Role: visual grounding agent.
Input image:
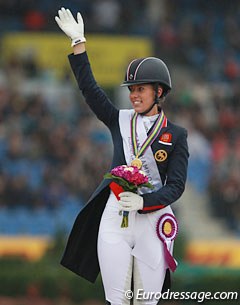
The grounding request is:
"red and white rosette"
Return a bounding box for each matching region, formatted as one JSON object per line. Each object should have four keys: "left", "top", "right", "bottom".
{"left": 156, "top": 213, "right": 178, "bottom": 272}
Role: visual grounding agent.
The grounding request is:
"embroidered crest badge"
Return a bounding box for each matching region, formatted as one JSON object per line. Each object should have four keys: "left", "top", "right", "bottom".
{"left": 155, "top": 150, "right": 168, "bottom": 162}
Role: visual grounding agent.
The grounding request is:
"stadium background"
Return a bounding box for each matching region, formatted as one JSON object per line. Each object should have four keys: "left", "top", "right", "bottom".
{"left": 0, "top": 0, "right": 239, "bottom": 304}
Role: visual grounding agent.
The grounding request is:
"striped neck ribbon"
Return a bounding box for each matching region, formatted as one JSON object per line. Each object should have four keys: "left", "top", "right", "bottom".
{"left": 131, "top": 111, "right": 166, "bottom": 159}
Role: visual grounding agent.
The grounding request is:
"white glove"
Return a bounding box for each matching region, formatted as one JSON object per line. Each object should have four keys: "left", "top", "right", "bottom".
{"left": 55, "top": 7, "right": 86, "bottom": 47}
{"left": 118, "top": 192, "right": 144, "bottom": 212}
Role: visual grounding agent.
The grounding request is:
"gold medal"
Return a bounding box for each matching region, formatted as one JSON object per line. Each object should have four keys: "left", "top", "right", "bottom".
{"left": 131, "top": 158, "right": 142, "bottom": 169}
{"left": 131, "top": 111, "right": 166, "bottom": 170}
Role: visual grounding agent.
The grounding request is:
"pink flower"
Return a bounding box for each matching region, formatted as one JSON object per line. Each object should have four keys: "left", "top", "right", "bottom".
{"left": 104, "top": 165, "right": 154, "bottom": 228}
{"left": 109, "top": 165, "right": 150, "bottom": 187}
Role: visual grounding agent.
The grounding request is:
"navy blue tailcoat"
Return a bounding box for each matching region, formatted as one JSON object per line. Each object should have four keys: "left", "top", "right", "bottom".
{"left": 61, "top": 52, "right": 189, "bottom": 283}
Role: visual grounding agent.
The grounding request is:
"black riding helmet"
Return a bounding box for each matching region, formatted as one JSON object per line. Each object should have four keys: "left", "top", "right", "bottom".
{"left": 121, "top": 57, "right": 172, "bottom": 115}
{"left": 121, "top": 56, "right": 172, "bottom": 95}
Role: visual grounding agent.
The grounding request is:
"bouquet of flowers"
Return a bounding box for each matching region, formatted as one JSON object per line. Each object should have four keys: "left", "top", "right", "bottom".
{"left": 104, "top": 165, "right": 154, "bottom": 227}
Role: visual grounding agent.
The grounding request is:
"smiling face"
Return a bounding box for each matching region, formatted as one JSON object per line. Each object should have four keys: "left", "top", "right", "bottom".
{"left": 129, "top": 84, "right": 163, "bottom": 116}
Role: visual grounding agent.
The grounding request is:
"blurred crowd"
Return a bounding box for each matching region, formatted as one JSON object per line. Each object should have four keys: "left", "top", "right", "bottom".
{"left": 0, "top": 0, "right": 154, "bottom": 34}
{"left": 0, "top": 0, "right": 239, "bottom": 235}
{"left": 0, "top": 58, "right": 112, "bottom": 210}
{"left": 156, "top": 0, "right": 240, "bottom": 81}
{"left": 158, "top": 0, "right": 240, "bottom": 234}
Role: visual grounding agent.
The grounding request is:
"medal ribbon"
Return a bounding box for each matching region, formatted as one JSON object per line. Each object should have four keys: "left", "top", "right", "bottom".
{"left": 131, "top": 111, "right": 165, "bottom": 158}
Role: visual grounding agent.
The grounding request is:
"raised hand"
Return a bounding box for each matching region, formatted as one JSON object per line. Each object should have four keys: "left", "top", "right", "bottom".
{"left": 55, "top": 7, "right": 86, "bottom": 47}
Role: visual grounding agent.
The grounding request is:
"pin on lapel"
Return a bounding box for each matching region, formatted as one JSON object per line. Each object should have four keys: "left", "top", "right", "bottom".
{"left": 159, "top": 133, "right": 172, "bottom": 146}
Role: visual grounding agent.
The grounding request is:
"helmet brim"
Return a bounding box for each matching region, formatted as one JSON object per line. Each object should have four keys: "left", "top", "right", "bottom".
{"left": 121, "top": 80, "right": 162, "bottom": 87}
{"left": 120, "top": 80, "right": 171, "bottom": 92}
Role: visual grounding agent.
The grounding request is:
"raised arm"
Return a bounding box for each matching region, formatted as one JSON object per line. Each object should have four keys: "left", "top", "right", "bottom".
{"left": 55, "top": 8, "right": 118, "bottom": 127}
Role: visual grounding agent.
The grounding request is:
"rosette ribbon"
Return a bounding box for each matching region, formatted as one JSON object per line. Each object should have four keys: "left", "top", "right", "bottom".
{"left": 156, "top": 213, "right": 178, "bottom": 272}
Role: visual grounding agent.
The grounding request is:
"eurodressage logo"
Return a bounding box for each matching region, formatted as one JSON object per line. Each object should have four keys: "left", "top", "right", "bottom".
{"left": 125, "top": 289, "right": 239, "bottom": 303}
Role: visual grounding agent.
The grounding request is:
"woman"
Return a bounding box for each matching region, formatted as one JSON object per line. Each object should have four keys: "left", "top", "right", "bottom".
{"left": 55, "top": 8, "right": 189, "bottom": 305}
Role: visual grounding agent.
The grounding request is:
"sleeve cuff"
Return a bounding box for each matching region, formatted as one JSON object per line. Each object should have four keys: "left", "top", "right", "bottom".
{"left": 68, "top": 51, "right": 89, "bottom": 65}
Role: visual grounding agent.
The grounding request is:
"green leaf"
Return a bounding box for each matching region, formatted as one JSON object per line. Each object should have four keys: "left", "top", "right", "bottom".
{"left": 104, "top": 173, "right": 154, "bottom": 192}
{"left": 140, "top": 182, "right": 154, "bottom": 189}
{"left": 104, "top": 173, "right": 114, "bottom": 179}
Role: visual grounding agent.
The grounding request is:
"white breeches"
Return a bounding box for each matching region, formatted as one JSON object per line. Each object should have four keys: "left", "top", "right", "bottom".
{"left": 97, "top": 192, "right": 174, "bottom": 305}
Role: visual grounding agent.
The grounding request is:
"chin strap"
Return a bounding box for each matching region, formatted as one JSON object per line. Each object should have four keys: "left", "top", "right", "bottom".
{"left": 139, "top": 100, "right": 158, "bottom": 115}
{"left": 139, "top": 83, "right": 160, "bottom": 116}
